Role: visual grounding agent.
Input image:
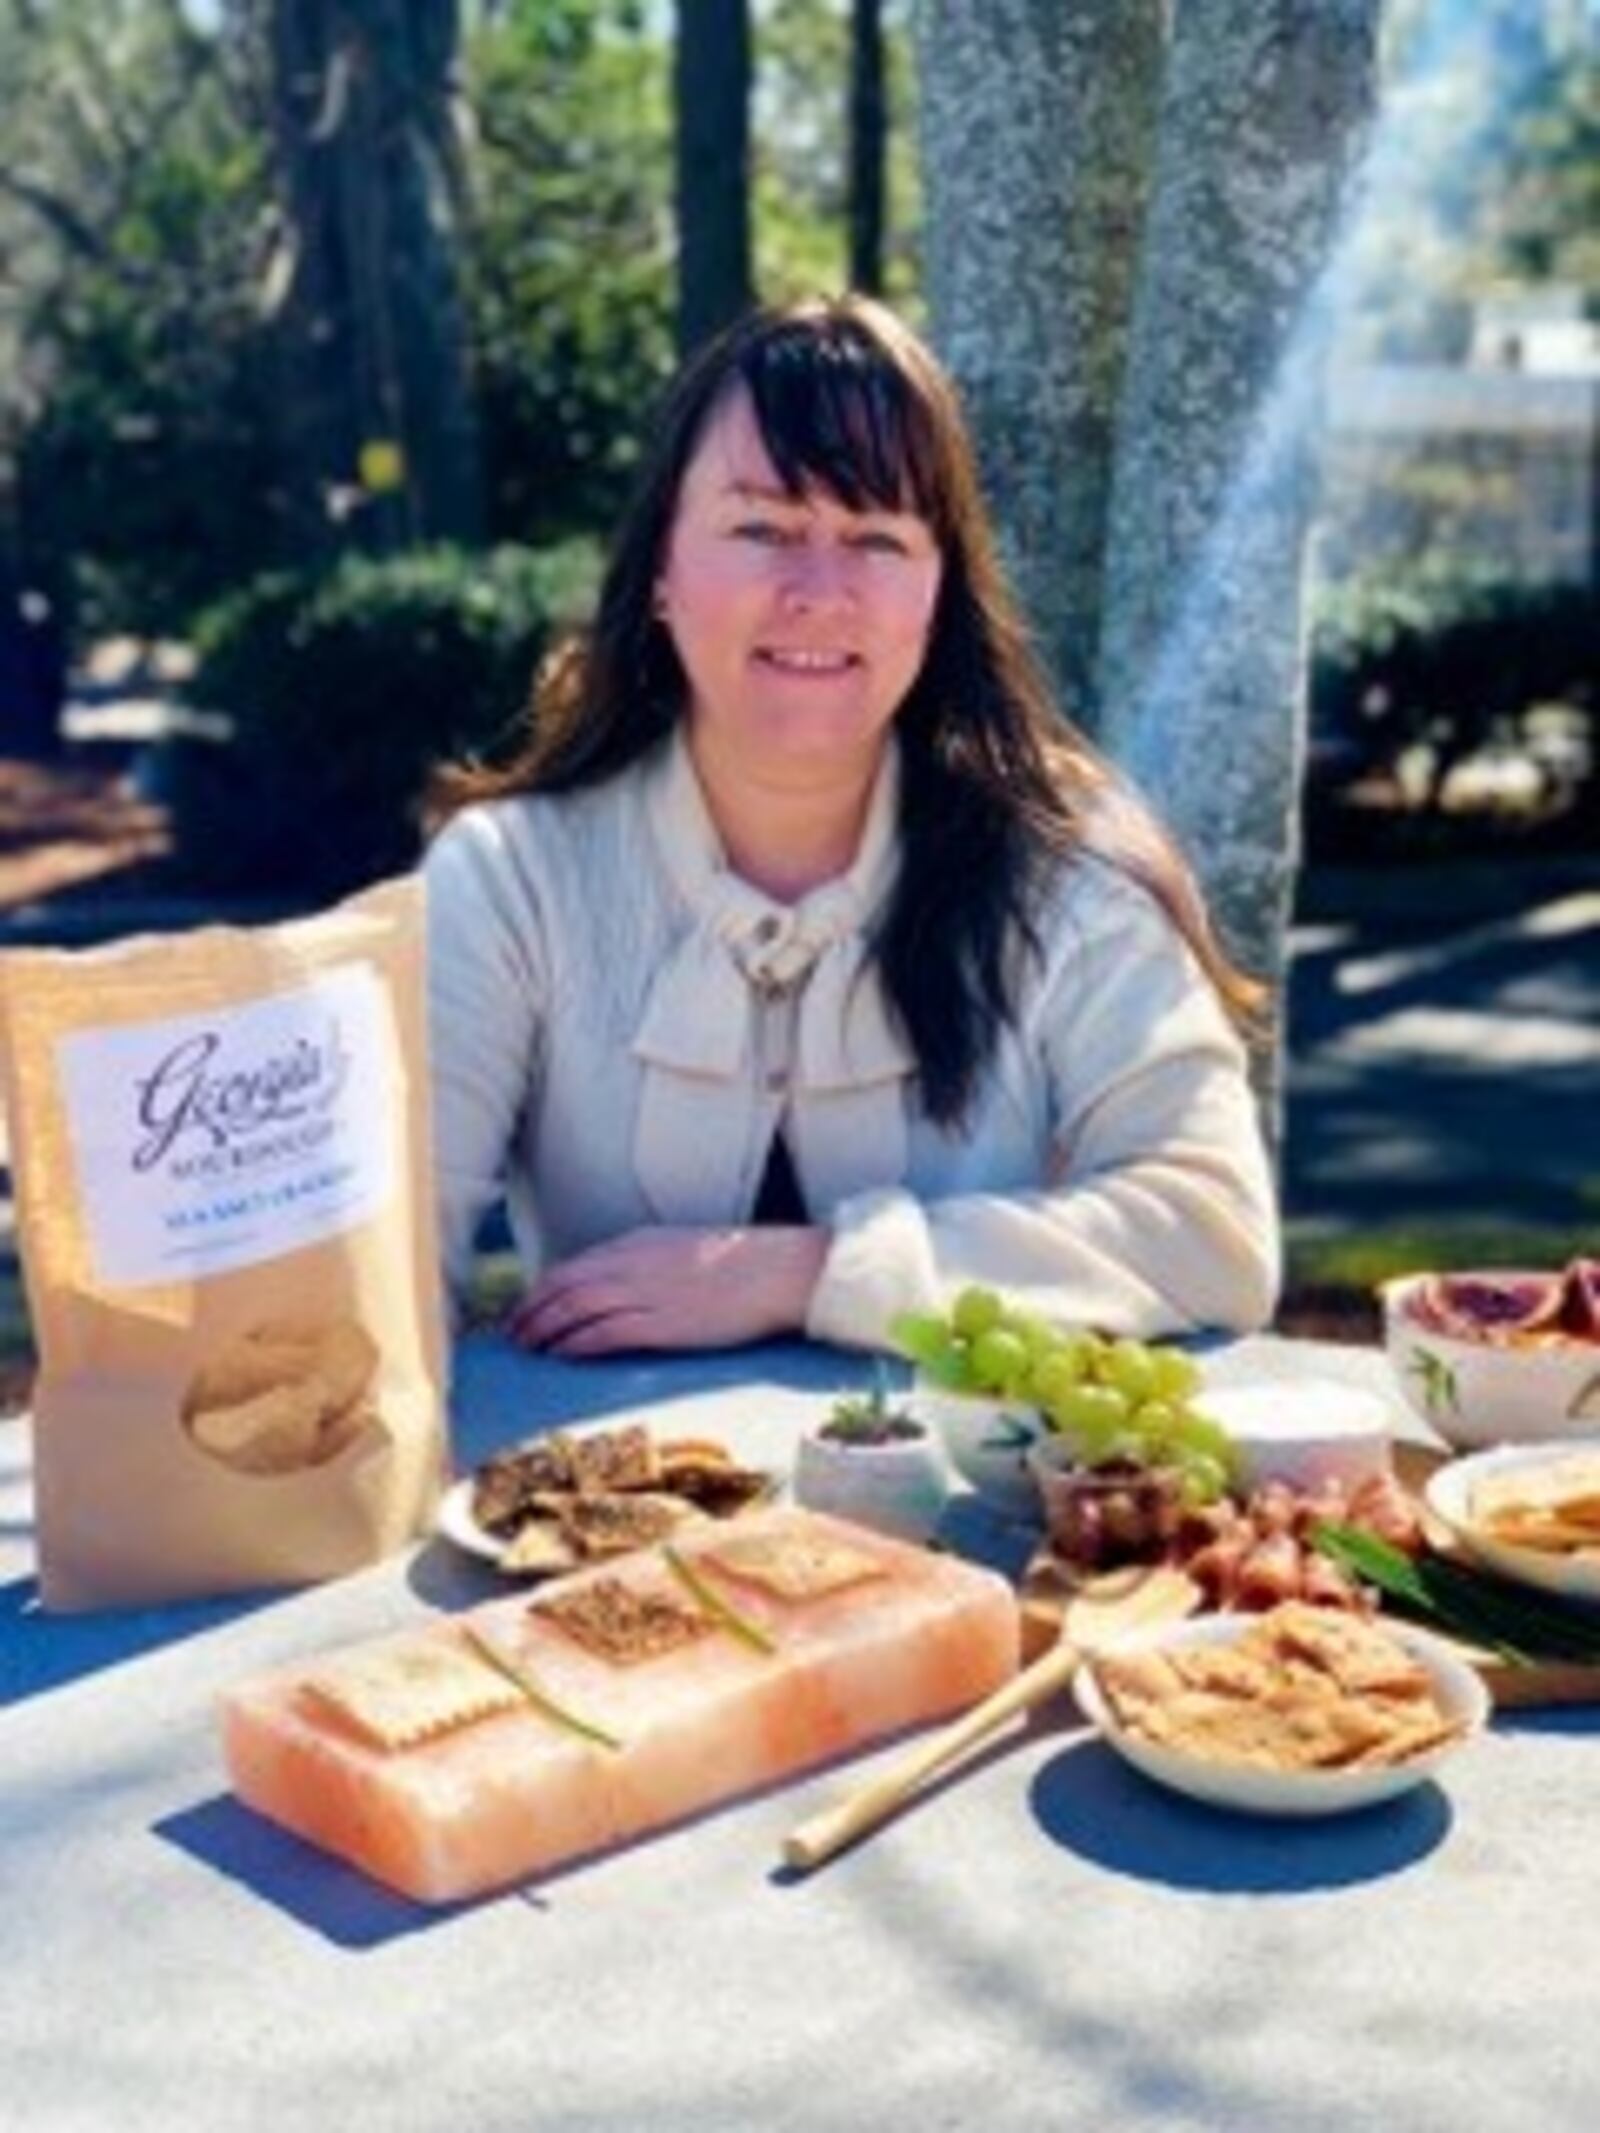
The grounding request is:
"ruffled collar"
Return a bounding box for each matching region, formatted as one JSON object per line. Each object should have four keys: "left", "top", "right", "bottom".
{"left": 633, "top": 729, "right": 912, "bottom": 1091}
{"left": 626, "top": 728, "right": 914, "bottom": 1223}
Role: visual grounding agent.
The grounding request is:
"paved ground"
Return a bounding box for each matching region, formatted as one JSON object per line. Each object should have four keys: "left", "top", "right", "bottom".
{"left": 1283, "top": 866, "right": 1599, "bottom": 1235}
{"left": 0, "top": 757, "right": 168, "bottom": 908}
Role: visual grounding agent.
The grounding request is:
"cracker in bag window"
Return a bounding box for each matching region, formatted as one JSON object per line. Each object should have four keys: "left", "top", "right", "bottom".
{"left": 0, "top": 875, "right": 447, "bottom": 1609}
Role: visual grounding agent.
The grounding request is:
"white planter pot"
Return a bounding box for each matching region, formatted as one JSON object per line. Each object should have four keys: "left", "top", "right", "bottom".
{"left": 792, "top": 1426, "right": 951, "bottom": 1544}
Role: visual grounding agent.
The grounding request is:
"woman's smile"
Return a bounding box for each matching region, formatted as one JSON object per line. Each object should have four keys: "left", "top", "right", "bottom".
{"left": 753, "top": 647, "right": 863, "bottom": 675}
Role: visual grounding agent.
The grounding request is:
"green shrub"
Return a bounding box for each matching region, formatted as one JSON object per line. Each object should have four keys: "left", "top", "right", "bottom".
{"left": 1307, "top": 567, "right": 1596, "bottom": 836}
{"left": 159, "top": 541, "right": 599, "bottom": 898}
{"left": 1312, "top": 570, "right": 1594, "bottom": 726}
{"left": 1312, "top": 557, "right": 1517, "bottom": 676}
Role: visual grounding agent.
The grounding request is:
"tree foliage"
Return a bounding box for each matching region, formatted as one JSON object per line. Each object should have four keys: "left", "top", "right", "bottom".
{"left": 463, "top": 0, "right": 675, "bottom": 539}
{"left": 1, "top": 0, "right": 925, "bottom": 627}
{"left": 0, "top": 0, "right": 276, "bottom": 626}
{"left": 756, "top": 0, "right": 918, "bottom": 304}
{"left": 1338, "top": 0, "right": 1599, "bottom": 361}
{"left": 0, "top": 0, "right": 1584, "bottom": 644}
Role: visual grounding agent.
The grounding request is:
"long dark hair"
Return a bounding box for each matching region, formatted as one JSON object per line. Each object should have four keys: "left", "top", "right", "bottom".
{"left": 435, "top": 295, "right": 1261, "bottom": 1125}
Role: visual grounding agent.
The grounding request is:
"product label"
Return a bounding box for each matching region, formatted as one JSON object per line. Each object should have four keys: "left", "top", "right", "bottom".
{"left": 58, "top": 964, "right": 395, "bottom": 1287}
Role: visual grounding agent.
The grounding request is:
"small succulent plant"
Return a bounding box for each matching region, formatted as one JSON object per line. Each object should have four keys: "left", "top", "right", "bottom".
{"left": 819, "top": 1374, "right": 926, "bottom": 1448}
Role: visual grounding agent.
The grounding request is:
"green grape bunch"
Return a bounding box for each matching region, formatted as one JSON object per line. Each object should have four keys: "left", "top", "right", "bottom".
{"left": 891, "top": 1285, "right": 1239, "bottom": 1507}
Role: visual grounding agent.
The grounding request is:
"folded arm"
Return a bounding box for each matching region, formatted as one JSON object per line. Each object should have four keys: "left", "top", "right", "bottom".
{"left": 806, "top": 875, "right": 1281, "bottom": 1350}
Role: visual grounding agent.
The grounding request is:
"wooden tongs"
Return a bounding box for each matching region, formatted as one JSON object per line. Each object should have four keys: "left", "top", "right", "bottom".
{"left": 782, "top": 1563, "right": 1198, "bottom": 1872}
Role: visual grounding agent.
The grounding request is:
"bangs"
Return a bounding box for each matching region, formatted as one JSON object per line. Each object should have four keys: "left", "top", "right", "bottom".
{"left": 734, "top": 323, "right": 948, "bottom": 530}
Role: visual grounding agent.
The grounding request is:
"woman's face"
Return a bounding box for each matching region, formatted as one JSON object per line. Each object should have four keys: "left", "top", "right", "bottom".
{"left": 654, "top": 386, "right": 944, "bottom": 782}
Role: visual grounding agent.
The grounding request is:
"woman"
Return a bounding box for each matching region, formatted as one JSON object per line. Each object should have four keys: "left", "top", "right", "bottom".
{"left": 425, "top": 295, "right": 1278, "bottom": 1356}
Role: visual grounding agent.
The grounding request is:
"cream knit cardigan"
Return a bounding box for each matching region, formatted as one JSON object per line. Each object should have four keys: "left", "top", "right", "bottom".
{"left": 424, "top": 730, "right": 1280, "bottom": 1350}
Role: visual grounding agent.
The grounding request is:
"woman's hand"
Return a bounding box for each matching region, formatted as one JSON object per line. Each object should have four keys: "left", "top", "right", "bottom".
{"left": 504, "top": 1225, "right": 829, "bottom": 1356}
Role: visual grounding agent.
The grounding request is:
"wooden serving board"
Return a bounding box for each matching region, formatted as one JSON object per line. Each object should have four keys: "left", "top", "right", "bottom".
{"left": 1019, "top": 1442, "right": 1600, "bottom": 1710}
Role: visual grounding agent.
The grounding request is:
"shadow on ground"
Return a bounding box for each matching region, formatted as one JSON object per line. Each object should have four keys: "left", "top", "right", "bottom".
{"left": 1284, "top": 876, "right": 1599, "bottom": 1234}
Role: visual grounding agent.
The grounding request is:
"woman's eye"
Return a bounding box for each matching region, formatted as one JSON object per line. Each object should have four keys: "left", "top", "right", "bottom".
{"left": 730, "top": 519, "right": 796, "bottom": 546}
{"left": 850, "top": 529, "right": 911, "bottom": 556}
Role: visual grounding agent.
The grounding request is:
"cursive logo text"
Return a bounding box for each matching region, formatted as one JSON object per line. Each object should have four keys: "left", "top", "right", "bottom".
{"left": 132, "top": 1020, "right": 353, "bottom": 1172}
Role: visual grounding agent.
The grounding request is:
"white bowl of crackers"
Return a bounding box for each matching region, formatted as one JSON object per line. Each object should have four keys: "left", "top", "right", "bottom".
{"left": 1424, "top": 1440, "right": 1600, "bottom": 1605}
{"left": 1075, "top": 1602, "right": 1488, "bottom": 1818}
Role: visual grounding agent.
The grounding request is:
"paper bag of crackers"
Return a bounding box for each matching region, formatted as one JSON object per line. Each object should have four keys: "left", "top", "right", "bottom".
{"left": 0, "top": 876, "right": 447, "bottom": 1609}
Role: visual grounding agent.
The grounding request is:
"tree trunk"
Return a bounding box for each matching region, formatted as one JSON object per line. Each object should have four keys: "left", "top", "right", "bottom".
{"left": 1094, "top": 0, "right": 1382, "bottom": 1133}
{"left": 673, "top": 0, "right": 753, "bottom": 357}
{"left": 267, "top": 0, "right": 481, "bottom": 555}
{"left": 913, "top": 0, "right": 1164, "bottom": 725}
{"left": 847, "top": 0, "right": 885, "bottom": 295}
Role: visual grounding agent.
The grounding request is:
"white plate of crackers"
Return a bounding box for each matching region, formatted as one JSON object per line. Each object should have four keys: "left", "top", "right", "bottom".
{"left": 1425, "top": 1439, "right": 1600, "bottom": 1605}
{"left": 1075, "top": 1603, "right": 1488, "bottom": 1818}
{"left": 437, "top": 1420, "right": 780, "bottom": 1577}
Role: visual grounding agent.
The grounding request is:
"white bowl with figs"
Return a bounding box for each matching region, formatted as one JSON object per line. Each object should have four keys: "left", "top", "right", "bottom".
{"left": 1382, "top": 1262, "right": 1600, "bottom": 1451}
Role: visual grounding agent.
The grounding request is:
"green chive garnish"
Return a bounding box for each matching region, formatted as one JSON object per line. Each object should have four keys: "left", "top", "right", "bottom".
{"left": 662, "top": 1546, "right": 778, "bottom": 1657}
{"left": 1312, "top": 1524, "right": 1600, "bottom": 1668}
{"left": 461, "top": 1623, "right": 624, "bottom": 1751}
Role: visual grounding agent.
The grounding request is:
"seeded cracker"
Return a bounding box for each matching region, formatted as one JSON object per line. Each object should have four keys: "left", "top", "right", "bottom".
{"left": 555, "top": 1492, "right": 702, "bottom": 1559}
{"left": 303, "top": 1636, "right": 522, "bottom": 1751}
{"left": 472, "top": 1435, "right": 579, "bottom": 1536}
{"left": 658, "top": 1437, "right": 735, "bottom": 1469}
{"left": 568, "top": 1425, "right": 660, "bottom": 1495}
{"left": 187, "top": 1378, "right": 329, "bottom": 1476}
{"left": 1470, "top": 1453, "right": 1600, "bottom": 1554}
{"left": 180, "top": 1314, "right": 383, "bottom": 1478}
{"left": 703, "top": 1531, "right": 887, "bottom": 1601}
{"left": 256, "top": 1317, "right": 378, "bottom": 1415}
{"left": 539, "top": 1577, "right": 713, "bottom": 1664}
{"left": 1269, "top": 1605, "right": 1432, "bottom": 1700}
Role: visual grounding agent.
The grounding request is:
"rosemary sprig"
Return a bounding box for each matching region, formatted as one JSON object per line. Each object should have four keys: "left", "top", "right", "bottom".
{"left": 461, "top": 1622, "right": 625, "bottom": 1751}
{"left": 1312, "top": 1525, "right": 1600, "bottom": 1667}
{"left": 662, "top": 1546, "right": 778, "bottom": 1657}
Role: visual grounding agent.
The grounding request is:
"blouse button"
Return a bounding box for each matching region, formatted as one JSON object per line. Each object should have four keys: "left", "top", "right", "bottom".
{"left": 753, "top": 915, "right": 782, "bottom": 944}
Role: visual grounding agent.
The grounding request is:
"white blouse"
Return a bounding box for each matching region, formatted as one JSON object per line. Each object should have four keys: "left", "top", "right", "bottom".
{"left": 423, "top": 730, "right": 1280, "bottom": 1350}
